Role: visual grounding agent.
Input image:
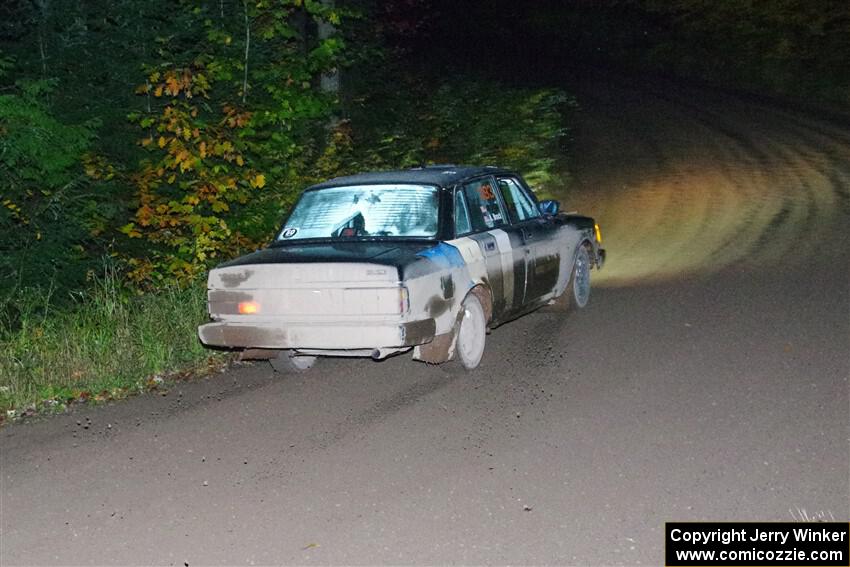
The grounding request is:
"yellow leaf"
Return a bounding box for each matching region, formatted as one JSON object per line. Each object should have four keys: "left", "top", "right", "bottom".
{"left": 199, "top": 141, "right": 207, "bottom": 158}
{"left": 166, "top": 76, "right": 181, "bottom": 96}
{"left": 235, "top": 155, "right": 244, "bottom": 166}
{"left": 254, "top": 174, "right": 266, "bottom": 188}
{"left": 154, "top": 85, "right": 163, "bottom": 97}
{"left": 158, "top": 136, "right": 167, "bottom": 148}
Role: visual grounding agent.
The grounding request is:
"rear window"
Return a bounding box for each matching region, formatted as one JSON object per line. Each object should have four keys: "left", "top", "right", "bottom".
{"left": 278, "top": 184, "right": 439, "bottom": 241}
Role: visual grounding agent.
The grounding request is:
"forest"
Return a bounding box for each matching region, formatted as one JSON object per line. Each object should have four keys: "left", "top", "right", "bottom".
{"left": 2, "top": 0, "right": 848, "bottom": 418}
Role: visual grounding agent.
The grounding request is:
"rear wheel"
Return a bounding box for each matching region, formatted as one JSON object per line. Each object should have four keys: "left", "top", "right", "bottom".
{"left": 455, "top": 293, "right": 487, "bottom": 370}
{"left": 269, "top": 350, "right": 317, "bottom": 373}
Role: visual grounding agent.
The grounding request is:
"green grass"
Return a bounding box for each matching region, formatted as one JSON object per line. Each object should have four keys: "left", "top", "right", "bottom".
{"left": 0, "top": 267, "right": 220, "bottom": 419}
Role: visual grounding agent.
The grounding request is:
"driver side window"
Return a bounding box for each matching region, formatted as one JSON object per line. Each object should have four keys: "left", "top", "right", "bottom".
{"left": 498, "top": 177, "right": 540, "bottom": 223}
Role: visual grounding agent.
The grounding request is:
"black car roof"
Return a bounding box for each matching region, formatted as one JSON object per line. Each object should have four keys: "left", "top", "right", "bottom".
{"left": 307, "top": 165, "right": 516, "bottom": 190}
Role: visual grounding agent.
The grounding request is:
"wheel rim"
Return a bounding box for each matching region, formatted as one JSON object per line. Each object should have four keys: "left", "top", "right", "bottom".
{"left": 573, "top": 249, "right": 591, "bottom": 307}
{"left": 457, "top": 298, "right": 485, "bottom": 367}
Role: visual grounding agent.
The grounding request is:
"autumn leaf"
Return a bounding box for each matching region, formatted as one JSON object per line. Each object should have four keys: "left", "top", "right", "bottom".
{"left": 121, "top": 223, "right": 143, "bottom": 238}
{"left": 165, "top": 75, "right": 181, "bottom": 96}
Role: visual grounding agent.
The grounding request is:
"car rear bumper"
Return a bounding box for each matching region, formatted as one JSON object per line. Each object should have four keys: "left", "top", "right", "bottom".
{"left": 198, "top": 318, "right": 436, "bottom": 350}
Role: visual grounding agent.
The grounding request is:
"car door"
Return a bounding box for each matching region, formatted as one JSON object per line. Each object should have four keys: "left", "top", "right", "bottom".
{"left": 496, "top": 176, "right": 560, "bottom": 305}
{"left": 452, "top": 176, "right": 527, "bottom": 320}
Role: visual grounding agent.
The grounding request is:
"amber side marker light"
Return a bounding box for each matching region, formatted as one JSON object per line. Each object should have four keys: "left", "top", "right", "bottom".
{"left": 594, "top": 223, "right": 603, "bottom": 244}
{"left": 238, "top": 301, "right": 260, "bottom": 314}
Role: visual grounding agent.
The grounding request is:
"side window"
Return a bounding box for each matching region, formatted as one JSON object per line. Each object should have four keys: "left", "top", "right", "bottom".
{"left": 497, "top": 177, "right": 540, "bottom": 223}
{"left": 454, "top": 189, "right": 472, "bottom": 236}
{"left": 460, "top": 178, "right": 506, "bottom": 232}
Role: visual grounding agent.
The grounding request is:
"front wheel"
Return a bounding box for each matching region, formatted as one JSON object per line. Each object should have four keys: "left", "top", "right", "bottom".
{"left": 569, "top": 246, "right": 592, "bottom": 309}
{"left": 455, "top": 293, "right": 487, "bottom": 370}
{"left": 269, "top": 350, "right": 317, "bottom": 373}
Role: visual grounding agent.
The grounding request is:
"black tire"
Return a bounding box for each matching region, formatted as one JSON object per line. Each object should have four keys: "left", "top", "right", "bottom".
{"left": 269, "top": 350, "right": 317, "bottom": 373}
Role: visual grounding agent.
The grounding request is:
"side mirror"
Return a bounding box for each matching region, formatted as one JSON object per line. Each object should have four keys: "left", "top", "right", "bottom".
{"left": 539, "top": 199, "right": 560, "bottom": 215}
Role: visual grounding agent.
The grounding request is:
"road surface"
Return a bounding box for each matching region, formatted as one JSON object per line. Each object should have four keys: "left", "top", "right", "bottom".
{"left": 2, "top": 73, "right": 848, "bottom": 565}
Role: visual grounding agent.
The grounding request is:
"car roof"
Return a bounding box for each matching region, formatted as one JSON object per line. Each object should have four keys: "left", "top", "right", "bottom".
{"left": 307, "top": 165, "right": 517, "bottom": 190}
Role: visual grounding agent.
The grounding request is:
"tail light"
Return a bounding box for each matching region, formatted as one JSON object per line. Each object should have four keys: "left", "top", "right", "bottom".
{"left": 238, "top": 301, "right": 260, "bottom": 314}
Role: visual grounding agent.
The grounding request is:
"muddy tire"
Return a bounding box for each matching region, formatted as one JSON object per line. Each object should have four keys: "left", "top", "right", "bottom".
{"left": 455, "top": 293, "right": 487, "bottom": 370}
{"left": 269, "top": 350, "right": 317, "bottom": 373}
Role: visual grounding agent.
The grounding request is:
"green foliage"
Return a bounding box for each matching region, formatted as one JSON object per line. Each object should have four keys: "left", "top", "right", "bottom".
{"left": 336, "top": 71, "right": 574, "bottom": 196}
{"left": 0, "top": 77, "right": 117, "bottom": 300}
{"left": 424, "top": 83, "right": 571, "bottom": 191}
{"left": 0, "top": 264, "right": 215, "bottom": 416}
{"left": 124, "top": 0, "right": 346, "bottom": 285}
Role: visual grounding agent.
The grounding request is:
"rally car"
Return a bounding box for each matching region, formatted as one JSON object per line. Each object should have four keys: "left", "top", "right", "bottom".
{"left": 198, "top": 166, "right": 605, "bottom": 371}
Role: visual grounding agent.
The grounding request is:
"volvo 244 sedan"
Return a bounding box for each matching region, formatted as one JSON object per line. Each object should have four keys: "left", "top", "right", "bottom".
{"left": 198, "top": 166, "right": 605, "bottom": 371}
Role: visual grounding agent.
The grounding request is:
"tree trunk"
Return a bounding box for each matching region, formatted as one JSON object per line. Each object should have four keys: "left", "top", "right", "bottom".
{"left": 242, "top": 0, "right": 250, "bottom": 104}
{"left": 317, "top": 0, "right": 339, "bottom": 95}
{"left": 35, "top": 0, "right": 50, "bottom": 75}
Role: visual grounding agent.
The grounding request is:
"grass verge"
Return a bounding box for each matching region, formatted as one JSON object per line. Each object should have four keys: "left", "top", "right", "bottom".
{"left": 0, "top": 267, "right": 223, "bottom": 421}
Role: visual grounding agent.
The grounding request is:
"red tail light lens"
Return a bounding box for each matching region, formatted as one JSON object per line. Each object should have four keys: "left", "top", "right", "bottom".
{"left": 238, "top": 301, "right": 260, "bottom": 314}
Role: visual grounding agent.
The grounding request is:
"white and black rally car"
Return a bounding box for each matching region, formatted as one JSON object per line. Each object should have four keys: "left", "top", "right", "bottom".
{"left": 199, "top": 166, "right": 605, "bottom": 371}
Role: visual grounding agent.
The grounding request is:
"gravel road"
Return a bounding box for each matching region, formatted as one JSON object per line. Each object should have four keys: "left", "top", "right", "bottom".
{"left": 2, "top": 73, "right": 848, "bottom": 566}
